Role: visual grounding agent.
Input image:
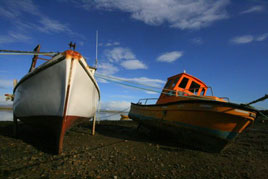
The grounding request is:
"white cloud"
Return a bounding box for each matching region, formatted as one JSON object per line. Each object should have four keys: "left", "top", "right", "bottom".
{"left": 0, "top": 0, "right": 40, "bottom": 18}
{"left": 38, "top": 17, "right": 72, "bottom": 34}
{"left": 240, "top": 5, "right": 265, "bottom": 14}
{"left": 128, "top": 77, "right": 165, "bottom": 88}
{"left": 105, "top": 47, "right": 136, "bottom": 62}
{"left": 0, "top": 36, "right": 14, "bottom": 44}
{"left": 113, "top": 42, "right": 120, "bottom": 46}
{"left": 191, "top": 37, "right": 203, "bottom": 45}
{"left": 0, "top": 6, "right": 17, "bottom": 19}
{"left": 8, "top": 31, "right": 31, "bottom": 41}
{"left": 145, "top": 91, "right": 158, "bottom": 95}
{"left": 0, "top": 96, "right": 12, "bottom": 107}
{"left": 0, "top": 79, "right": 13, "bottom": 89}
{"left": 78, "top": 41, "right": 84, "bottom": 46}
{"left": 96, "top": 73, "right": 165, "bottom": 88}
{"left": 102, "top": 42, "right": 120, "bottom": 47}
{"left": 74, "top": 0, "right": 230, "bottom": 30}
{"left": 231, "top": 35, "right": 254, "bottom": 44}
{"left": 256, "top": 33, "right": 268, "bottom": 42}
{"left": 109, "top": 75, "right": 165, "bottom": 88}
{"left": 110, "top": 95, "right": 134, "bottom": 99}
{"left": 0, "top": 0, "right": 80, "bottom": 44}
{"left": 157, "top": 51, "right": 183, "bottom": 63}
{"left": 100, "top": 100, "right": 130, "bottom": 111}
{"left": 231, "top": 33, "right": 268, "bottom": 44}
{"left": 120, "top": 60, "right": 147, "bottom": 70}
{"left": 0, "top": 31, "right": 31, "bottom": 44}
{"left": 98, "top": 63, "right": 119, "bottom": 75}
{"left": 104, "top": 47, "right": 148, "bottom": 70}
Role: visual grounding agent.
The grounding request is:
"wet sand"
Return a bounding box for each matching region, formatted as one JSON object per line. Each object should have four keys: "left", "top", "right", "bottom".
{"left": 0, "top": 119, "right": 268, "bottom": 178}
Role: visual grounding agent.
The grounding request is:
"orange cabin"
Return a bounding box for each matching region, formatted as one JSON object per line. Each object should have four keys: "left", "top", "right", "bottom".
{"left": 156, "top": 73, "right": 225, "bottom": 104}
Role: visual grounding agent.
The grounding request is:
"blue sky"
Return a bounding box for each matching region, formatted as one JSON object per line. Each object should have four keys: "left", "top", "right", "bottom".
{"left": 0, "top": 0, "right": 267, "bottom": 110}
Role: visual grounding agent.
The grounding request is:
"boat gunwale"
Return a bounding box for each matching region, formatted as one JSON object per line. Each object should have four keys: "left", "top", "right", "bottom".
{"left": 13, "top": 53, "right": 64, "bottom": 93}
{"left": 78, "top": 60, "right": 100, "bottom": 99}
{"left": 131, "top": 99, "right": 259, "bottom": 113}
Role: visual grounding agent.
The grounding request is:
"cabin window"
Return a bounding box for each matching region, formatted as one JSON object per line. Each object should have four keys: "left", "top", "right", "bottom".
{"left": 178, "top": 77, "right": 189, "bottom": 89}
{"left": 164, "top": 79, "right": 173, "bottom": 89}
{"left": 200, "top": 88, "right": 206, "bottom": 96}
{"left": 189, "top": 81, "right": 200, "bottom": 95}
{"left": 171, "top": 77, "right": 180, "bottom": 88}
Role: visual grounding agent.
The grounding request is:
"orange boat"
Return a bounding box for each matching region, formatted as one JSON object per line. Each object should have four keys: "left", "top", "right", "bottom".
{"left": 129, "top": 72, "right": 258, "bottom": 152}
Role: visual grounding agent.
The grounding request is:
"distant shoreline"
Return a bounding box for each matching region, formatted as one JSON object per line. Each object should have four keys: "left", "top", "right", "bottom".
{"left": 0, "top": 108, "right": 128, "bottom": 113}
{"left": 0, "top": 107, "right": 12, "bottom": 111}
{"left": 99, "top": 110, "right": 129, "bottom": 113}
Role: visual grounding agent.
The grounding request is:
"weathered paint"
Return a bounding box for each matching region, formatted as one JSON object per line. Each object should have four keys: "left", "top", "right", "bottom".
{"left": 129, "top": 72, "right": 258, "bottom": 152}
{"left": 13, "top": 50, "right": 100, "bottom": 154}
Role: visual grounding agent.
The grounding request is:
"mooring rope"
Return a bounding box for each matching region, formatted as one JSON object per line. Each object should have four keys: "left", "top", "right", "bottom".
{"left": 98, "top": 107, "right": 130, "bottom": 120}
{"left": 95, "top": 73, "right": 223, "bottom": 102}
{"left": 95, "top": 73, "right": 268, "bottom": 112}
{"left": 95, "top": 73, "right": 163, "bottom": 94}
{"left": 95, "top": 73, "right": 163, "bottom": 90}
{"left": 258, "top": 111, "right": 268, "bottom": 120}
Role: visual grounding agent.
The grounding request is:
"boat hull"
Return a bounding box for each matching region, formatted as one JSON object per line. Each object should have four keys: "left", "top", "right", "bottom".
{"left": 13, "top": 52, "right": 100, "bottom": 153}
{"left": 129, "top": 100, "right": 257, "bottom": 152}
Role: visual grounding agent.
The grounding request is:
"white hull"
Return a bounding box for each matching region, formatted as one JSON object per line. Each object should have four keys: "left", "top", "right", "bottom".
{"left": 13, "top": 53, "right": 100, "bottom": 119}
{"left": 13, "top": 50, "right": 100, "bottom": 153}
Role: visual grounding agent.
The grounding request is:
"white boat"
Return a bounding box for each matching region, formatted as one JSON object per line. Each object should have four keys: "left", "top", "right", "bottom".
{"left": 13, "top": 47, "right": 100, "bottom": 153}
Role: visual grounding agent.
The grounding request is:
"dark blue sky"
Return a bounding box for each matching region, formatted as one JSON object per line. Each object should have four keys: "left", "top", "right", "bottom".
{"left": 0, "top": 0, "right": 267, "bottom": 109}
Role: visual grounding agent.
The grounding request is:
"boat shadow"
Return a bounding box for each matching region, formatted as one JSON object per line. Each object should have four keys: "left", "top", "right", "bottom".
{"left": 0, "top": 121, "right": 59, "bottom": 154}
{"left": 80, "top": 120, "right": 203, "bottom": 152}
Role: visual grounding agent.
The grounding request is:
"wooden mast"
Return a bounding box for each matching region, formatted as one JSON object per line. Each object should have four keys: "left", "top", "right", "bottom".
{"left": 28, "top": 45, "right": 41, "bottom": 72}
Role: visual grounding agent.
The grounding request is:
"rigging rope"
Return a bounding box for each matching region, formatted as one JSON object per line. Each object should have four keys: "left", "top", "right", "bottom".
{"left": 1, "top": 48, "right": 265, "bottom": 110}
{"left": 0, "top": 52, "right": 57, "bottom": 56}
{"left": 95, "top": 74, "right": 222, "bottom": 102}
{"left": 97, "top": 107, "right": 130, "bottom": 120}
{"left": 95, "top": 73, "right": 163, "bottom": 90}
{"left": 95, "top": 73, "right": 162, "bottom": 94}
{"left": 95, "top": 73, "right": 267, "bottom": 110}
{"left": 258, "top": 111, "right": 268, "bottom": 120}
{"left": 0, "top": 49, "right": 57, "bottom": 55}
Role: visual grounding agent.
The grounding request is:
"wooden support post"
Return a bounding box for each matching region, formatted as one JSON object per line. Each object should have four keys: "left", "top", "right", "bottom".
{"left": 92, "top": 115, "right": 96, "bottom": 136}
{"left": 13, "top": 115, "right": 18, "bottom": 138}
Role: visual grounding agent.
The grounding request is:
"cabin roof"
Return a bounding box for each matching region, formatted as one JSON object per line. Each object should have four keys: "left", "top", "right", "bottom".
{"left": 168, "top": 72, "right": 208, "bottom": 88}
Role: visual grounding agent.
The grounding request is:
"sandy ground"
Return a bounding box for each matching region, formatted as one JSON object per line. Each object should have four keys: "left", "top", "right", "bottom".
{"left": 0, "top": 119, "right": 268, "bottom": 178}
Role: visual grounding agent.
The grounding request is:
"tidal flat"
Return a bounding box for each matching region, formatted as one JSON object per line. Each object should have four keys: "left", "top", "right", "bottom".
{"left": 0, "top": 119, "right": 267, "bottom": 178}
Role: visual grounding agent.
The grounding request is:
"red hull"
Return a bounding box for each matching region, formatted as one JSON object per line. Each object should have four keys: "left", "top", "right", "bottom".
{"left": 17, "top": 115, "right": 90, "bottom": 153}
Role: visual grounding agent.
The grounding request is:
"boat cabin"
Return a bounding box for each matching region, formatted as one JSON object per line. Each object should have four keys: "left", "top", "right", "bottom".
{"left": 157, "top": 73, "right": 209, "bottom": 104}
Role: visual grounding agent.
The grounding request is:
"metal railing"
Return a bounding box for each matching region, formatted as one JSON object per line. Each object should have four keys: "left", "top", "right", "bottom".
{"left": 138, "top": 98, "right": 158, "bottom": 105}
